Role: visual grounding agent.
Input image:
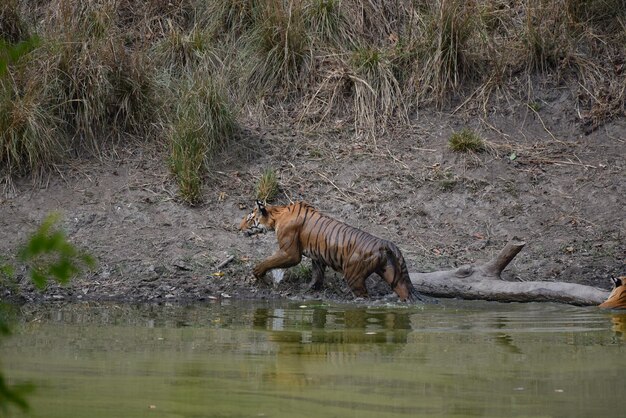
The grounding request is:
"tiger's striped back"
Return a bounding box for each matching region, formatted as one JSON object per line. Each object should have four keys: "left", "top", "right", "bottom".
{"left": 299, "top": 205, "right": 382, "bottom": 272}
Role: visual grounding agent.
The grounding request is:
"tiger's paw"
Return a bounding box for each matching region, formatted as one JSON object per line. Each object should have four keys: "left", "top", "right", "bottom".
{"left": 252, "top": 266, "right": 266, "bottom": 280}
{"left": 253, "top": 269, "right": 274, "bottom": 287}
{"left": 307, "top": 278, "right": 323, "bottom": 291}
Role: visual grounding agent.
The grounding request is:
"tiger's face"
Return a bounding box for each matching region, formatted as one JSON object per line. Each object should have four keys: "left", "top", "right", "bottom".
{"left": 239, "top": 200, "right": 272, "bottom": 236}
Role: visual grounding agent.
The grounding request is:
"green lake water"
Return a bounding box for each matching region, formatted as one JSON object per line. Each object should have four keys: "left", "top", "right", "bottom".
{"left": 1, "top": 300, "right": 624, "bottom": 418}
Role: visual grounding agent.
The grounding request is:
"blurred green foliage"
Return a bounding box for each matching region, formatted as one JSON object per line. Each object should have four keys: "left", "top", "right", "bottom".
{"left": 0, "top": 36, "right": 39, "bottom": 76}
{"left": 0, "top": 302, "right": 33, "bottom": 415}
{"left": 1, "top": 213, "right": 95, "bottom": 415}
{"left": 17, "top": 213, "right": 95, "bottom": 289}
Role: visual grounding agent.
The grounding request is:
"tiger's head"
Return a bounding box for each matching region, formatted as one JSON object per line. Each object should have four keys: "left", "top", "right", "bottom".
{"left": 239, "top": 200, "right": 274, "bottom": 236}
{"left": 599, "top": 276, "right": 626, "bottom": 309}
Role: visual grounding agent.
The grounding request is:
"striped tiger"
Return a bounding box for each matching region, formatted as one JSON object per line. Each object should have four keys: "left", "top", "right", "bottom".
{"left": 239, "top": 200, "right": 423, "bottom": 302}
{"left": 599, "top": 277, "right": 626, "bottom": 309}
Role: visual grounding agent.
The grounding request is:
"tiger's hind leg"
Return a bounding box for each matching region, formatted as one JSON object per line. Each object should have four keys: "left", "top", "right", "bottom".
{"left": 308, "top": 259, "right": 326, "bottom": 291}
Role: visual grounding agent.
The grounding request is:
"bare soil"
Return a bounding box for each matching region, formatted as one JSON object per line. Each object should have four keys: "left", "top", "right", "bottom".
{"left": 1, "top": 98, "right": 624, "bottom": 304}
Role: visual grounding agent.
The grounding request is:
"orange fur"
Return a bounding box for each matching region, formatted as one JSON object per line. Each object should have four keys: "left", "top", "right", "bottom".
{"left": 240, "top": 201, "right": 422, "bottom": 302}
{"left": 599, "top": 277, "right": 626, "bottom": 309}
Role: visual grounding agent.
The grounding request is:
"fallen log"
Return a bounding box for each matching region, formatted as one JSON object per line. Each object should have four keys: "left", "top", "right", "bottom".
{"left": 409, "top": 237, "right": 609, "bottom": 306}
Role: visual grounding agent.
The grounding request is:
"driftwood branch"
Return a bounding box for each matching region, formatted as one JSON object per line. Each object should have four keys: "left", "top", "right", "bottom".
{"left": 409, "top": 237, "right": 609, "bottom": 306}
{"left": 480, "top": 238, "right": 526, "bottom": 277}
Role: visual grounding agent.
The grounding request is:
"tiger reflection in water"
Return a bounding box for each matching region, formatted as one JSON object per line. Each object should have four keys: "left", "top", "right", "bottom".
{"left": 599, "top": 277, "right": 626, "bottom": 341}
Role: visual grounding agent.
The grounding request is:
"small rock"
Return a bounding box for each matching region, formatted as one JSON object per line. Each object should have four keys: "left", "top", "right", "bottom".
{"left": 271, "top": 269, "right": 285, "bottom": 285}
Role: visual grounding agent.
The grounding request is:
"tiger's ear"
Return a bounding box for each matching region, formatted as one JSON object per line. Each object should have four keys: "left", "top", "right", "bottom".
{"left": 255, "top": 200, "right": 268, "bottom": 216}
{"left": 611, "top": 277, "right": 624, "bottom": 289}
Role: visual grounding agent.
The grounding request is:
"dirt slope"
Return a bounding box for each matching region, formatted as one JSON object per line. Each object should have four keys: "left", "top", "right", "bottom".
{"left": 1, "top": 104, "right": 624, "bottom": 303}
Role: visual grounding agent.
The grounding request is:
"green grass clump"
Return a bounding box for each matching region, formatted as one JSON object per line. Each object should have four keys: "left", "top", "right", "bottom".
{"left": 169, "top": 127, "right": 205, "bottom": 205}
{"left": 169, "top": 78, "right": 235, "bottom": 205}
{"left": 351, "top": 47, "right": 383, "bottom": 70}
{"left": 255, "top": 168, "right": 279, "bottom": 202}
{"left": 448, "top": 128, "right": 484, "bottom": 153}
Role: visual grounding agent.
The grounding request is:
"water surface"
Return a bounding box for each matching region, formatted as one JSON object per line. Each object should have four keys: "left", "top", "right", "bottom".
{"left": 2, "top": 300, "right": 624, "bottom": 417}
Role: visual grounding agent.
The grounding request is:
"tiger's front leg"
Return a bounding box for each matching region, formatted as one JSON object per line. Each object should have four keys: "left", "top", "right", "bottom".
{"left": 253, "top": 249, "right": 302, "bottom": 279}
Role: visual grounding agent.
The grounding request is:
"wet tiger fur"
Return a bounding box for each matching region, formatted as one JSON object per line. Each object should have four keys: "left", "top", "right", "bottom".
{"left": 599, "top": 277, "right": 626, "bottom": 309}
{"left": 239, "top": 200, "right": 423, "bottom": 302}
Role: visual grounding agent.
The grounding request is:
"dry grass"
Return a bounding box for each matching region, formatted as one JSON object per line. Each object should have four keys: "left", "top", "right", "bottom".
{"left": 0, "top": 0, "right": 624, "bottom": 180}
{"left": 304, "top": 0, "right": 354, "bottom": 46}
{"left": 248, "top": 1, "right": 310, "bottom": 93}
{"left": 0, "top": 72, "right": 63, "bottom": 176}
{"left": 418, "top": 0, "right": 479, "bottom": 104}
{"left": 0, "top": 0, "right": 28, "bottom": 44}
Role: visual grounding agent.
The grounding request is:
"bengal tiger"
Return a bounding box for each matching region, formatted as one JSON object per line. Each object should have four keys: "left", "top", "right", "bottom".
{"left": 239, "top": 200, "right": 423, "bottom": 302}
{"left": 599, "top": 277, "right": 626, "bottom": 309}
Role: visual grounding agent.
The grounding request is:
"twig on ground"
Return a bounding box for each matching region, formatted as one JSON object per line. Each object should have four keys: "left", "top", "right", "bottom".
{"left": 480, "top": 117, "right": 511, "bottom": 139}
{"left": 452, "top": 87, "right": 479, "bottom": 115}
{"left": 410, "top": 147, "right": 437, "bottom": 152}
{"left": 526, "top": 103, "right": 568, "bottom": 146}
{"left": 317, "top": 172, "right": 360, "bottom": 202}
{"left": 216, "top": 255, "right": 235, "bottom": 270}
{"left": 386, "top": 147, "right": 409, "bottom": 170}
{"left": 527, "top": 158, "right": 596, "bottom": 169}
